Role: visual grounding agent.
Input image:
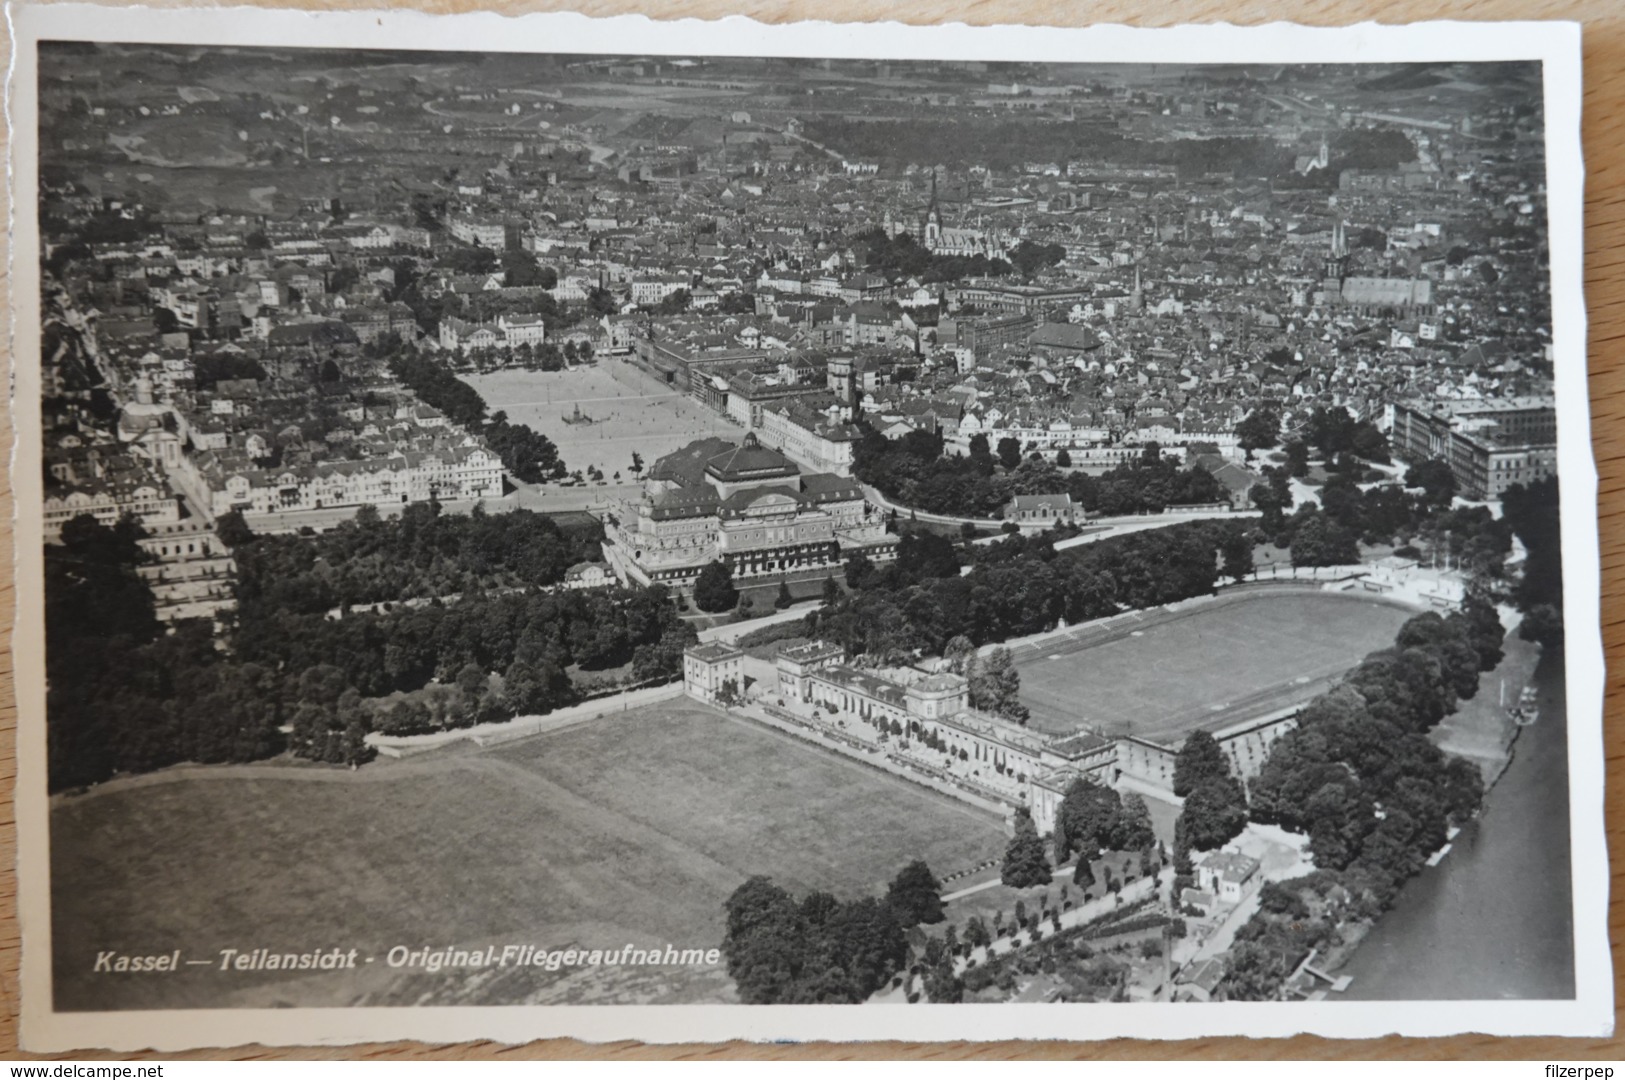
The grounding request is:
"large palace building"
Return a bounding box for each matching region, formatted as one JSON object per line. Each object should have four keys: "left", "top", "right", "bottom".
{"left": 603, "top": 433, "right": 896, "bottom": 594}
{"left": 684, "top": 638, "right": 1303, "bottom": 837}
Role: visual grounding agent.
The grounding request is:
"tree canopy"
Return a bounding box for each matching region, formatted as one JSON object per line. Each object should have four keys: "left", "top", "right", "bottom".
{"left": 387, "top": 349, "right": 564, "bottom": 481}
{"left": 1173, "top": 730, "right": 1230, "bottom": 799}
{"left": 1245, "top": 602, "right": 1497, "bottom": 924}
{"left": 721, "top": 875, "right": 908, "bottom": 1004}
{"left": 967, "top": 646, "right": 1030, "bottom": 724}
{"left": 1235, "top": 408, "right": 1281, "bottom": 457}
{"left": 1405, "top": 457, "right": 1458, "bottom": 510}
{"left": 1001, "top": 807, "right": 1053, "bottom": 888}
{"left": 46, "top": 506, "right": 695, "bottom": 791}
{"left": 1289, "top": 509, "right": 1361, "bottom": 568}
{"left": 885, "top": 860, "right": 945, "bottom": 927}
{"left": 1053, "top": 777, "right": 1122, "bottom": 865}
{"left": 853, "top": 429, "right": 1229, "bottom": 520}
{"left": 1176, "top": 775, "right": 1249, "bottom": 854}
{"left": 693, "top": 560, "right": 739, "bottom": 613}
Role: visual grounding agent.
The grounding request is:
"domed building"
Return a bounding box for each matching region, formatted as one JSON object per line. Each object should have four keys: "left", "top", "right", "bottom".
{"left": 602, "top": 432, "right": 895, "bottom": 593}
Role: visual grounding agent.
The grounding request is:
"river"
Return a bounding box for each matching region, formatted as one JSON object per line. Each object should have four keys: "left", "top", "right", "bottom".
{"left": 1338, "top": 648, "right": 1576, "bottom": 1000}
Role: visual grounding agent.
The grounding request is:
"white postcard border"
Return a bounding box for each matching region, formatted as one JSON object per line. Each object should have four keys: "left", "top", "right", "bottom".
{"left": 5, "top": 3, "right": 1607, "bottom": 1050}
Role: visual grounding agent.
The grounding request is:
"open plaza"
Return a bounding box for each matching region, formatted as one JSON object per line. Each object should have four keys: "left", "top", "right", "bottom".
{"left": 462, "top": 361, "right": 741, "bottom": 487}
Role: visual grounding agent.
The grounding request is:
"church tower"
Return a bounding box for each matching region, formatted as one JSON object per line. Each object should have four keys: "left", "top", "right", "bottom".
{"left": 826, "top": 355, "right": 859, "bottom": 422}
{"left": 922, "top": 171, "right": 943, "bottom": 251}
{"left": 1322, "top": 220, "right": 1350, "bottom": 283}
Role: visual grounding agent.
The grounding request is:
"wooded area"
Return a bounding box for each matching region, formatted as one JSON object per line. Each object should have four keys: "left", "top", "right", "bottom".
{"left": 44, "top": 506, "right": 694, "bottom": 791}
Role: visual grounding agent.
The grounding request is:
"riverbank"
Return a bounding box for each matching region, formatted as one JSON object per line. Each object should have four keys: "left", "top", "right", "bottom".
{"left": 1428, "top": 632, "right": 1543, "bottom": 785}
{"left": 1334, "top": 644, "right": 1574, "bottom": 1000}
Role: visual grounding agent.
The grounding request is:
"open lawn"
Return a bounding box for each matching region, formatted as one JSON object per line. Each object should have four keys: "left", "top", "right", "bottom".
{"left": 464, "top": 360, "right": 741, "bottom": 484}
{"left": 1013, "top": 590, "right": 1415, "bottom": 740}
{"left": 51, "top": 701, "right": 1004, "bottom": 1011}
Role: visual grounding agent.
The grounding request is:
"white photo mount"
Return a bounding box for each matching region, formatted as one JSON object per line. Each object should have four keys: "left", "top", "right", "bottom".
{"left": 6, "top": 4, "right": 1606, "bottom": 1050}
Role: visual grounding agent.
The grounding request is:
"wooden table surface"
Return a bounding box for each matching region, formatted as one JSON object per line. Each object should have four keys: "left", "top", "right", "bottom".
{"left": 1, "top": 0, "right": 1620, "bottom": 1060}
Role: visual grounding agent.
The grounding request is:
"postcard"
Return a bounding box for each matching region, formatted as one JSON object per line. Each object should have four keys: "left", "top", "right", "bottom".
{"left": 7, "top": 4, "right": 1608, "bottom": 1050}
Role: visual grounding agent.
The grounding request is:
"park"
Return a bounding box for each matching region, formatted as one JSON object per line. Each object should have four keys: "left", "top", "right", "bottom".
{"left": 49, "top": 699, "right": 1007, "bottom": 1012}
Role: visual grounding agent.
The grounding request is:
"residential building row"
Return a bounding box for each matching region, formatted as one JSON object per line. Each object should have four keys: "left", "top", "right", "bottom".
{"left": 171, "top": 443, "right": 505, "bottom": 520}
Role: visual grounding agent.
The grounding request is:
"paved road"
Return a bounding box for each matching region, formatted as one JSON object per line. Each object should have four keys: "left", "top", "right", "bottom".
{"left": 859, "top": 483, "right": 1000, "bottom": 528}
{"left": 942, "top": 878, "right": 1005, "bottom": 903}
{"left": 509, "top": 482, "right": 635, "bottom": 514}
{"left": 861, "top": 482, "right": 1260, "bottom": 537}
{"left": 697, "top": 604, "right": 813, "bottom": 644}
{"left": 1049, "top": 509, "right": 1262, "bottom": 552}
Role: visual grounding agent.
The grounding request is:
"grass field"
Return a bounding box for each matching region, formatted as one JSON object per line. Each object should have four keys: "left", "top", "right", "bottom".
{"left": 463, "top": 361, "right": 741, "bottom": 484}
{"left": 1014, "top": 590, "right": 1414, "bottom": 739}
{"left": 51, "top": 701, "right": 1004, "bottom": 1011}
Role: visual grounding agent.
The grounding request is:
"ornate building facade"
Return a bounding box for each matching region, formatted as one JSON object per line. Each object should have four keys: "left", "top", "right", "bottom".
{"left": 603, "top": 433, "right": 894, "bottom": 592}
{"left": 681, "top": 637, "right": 1307, "bottom": 838}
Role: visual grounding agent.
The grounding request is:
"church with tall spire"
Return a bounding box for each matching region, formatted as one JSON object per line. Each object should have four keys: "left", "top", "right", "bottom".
{"left": 1316, "top": 218, "right": 1435, "bottom": 317}
{"left": 1322, "top": 219, "right": 1351, "bottom": 283}
{"left": 916, "top": 169, "right": 1002, "bottom": 258}
{"left": 1295, "top": 133, "right": 1331, "bottom": 177}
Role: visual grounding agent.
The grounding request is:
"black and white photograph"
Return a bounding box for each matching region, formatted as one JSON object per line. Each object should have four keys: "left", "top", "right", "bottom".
{"left": 8, "top": 6, "right": 1607, "bottom": 1050}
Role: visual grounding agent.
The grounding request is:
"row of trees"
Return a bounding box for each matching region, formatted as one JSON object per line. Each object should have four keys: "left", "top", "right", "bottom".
{"left": 1214, "top": 480, "right": 1568, "bottom": 1000}
{"left": 809, "top": 520, "right": 1247, "bottom": 663}
{"left": 1503, "top": 477, "right": 1564, "bottom": 646}
{"left": 456, "top": 339, "right": 596, "bottom": 375}
{"left": 387, "top": 348, "right": 486, "bottom": 428}
{"left": 231, "top": 572, "right": 695, "bottom": 700}
{"left": 386, "top": 350, "right": 566, "bottom": 482}
{"left": 483, "top": 412, "right": 568, "bottom": 484}
{"left": 853, "top": 430, "right": 1230, "bottom": 520}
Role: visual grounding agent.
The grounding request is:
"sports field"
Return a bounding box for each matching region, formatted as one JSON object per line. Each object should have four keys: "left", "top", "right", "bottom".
{"left": 50, "top": 701, "right": 1004, "bottom": 1011}
{"left": 1013, "top": 589, "right": 1415, "bottom": 739}
{"left": 463, "top": 361, "right": 741, "bottom": 485}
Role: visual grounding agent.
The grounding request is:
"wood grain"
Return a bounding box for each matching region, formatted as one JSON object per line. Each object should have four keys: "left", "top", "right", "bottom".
{"left": 1, "top": 0, "right": 1620, "bottom": 1059}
